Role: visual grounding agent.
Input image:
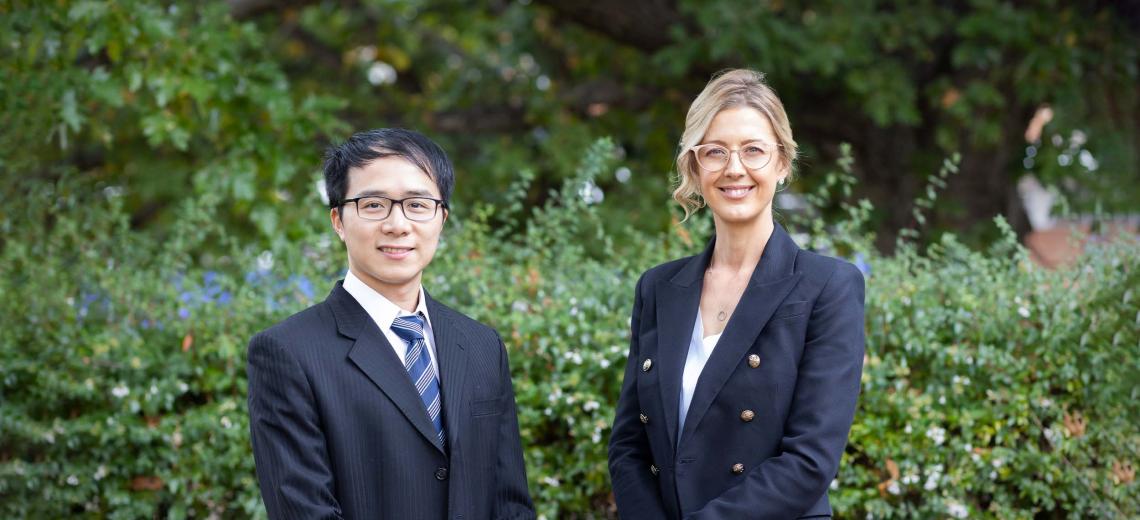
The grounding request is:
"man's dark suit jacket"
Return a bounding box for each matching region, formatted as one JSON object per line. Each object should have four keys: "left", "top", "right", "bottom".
{"left": 247, "top": 282, "right": 535, "bottom": 519}
{"left": 609, "top": 223, "right": 865, "bottom": 519}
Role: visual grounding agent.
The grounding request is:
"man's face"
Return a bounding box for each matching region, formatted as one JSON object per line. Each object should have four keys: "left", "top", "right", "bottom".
{"left": 331, "top": 156, "right": 447, "bottom": 296}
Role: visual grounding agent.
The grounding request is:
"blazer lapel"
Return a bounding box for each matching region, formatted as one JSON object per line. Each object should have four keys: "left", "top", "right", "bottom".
{"left": 677, "top": 224, "right": 804, "bottom": 447}
{"left": 656, "top": 240, "right": 714, "bottom": 452}
{"left": 426, "top": 293, "right": 469, "bottom": 452}
{"left": 329, "top": 283, "right": 446, "bottom": 454}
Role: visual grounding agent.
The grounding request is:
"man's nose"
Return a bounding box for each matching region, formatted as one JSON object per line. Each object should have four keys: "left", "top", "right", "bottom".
{"left": 381, "top": 206, "right": 413, "bottom": 234}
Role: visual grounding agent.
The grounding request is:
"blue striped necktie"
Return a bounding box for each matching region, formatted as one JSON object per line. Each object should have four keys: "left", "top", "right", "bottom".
{"left": 391, "top": 314, "right": 446, "bottom": 446}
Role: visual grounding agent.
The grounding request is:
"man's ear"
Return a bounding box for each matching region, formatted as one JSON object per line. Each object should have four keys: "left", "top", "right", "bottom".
{"left": 330, "top": 207, "right": 345, "bottom": 242}
{"left": 441, "top": 207, "right": 449, "bottom": 225}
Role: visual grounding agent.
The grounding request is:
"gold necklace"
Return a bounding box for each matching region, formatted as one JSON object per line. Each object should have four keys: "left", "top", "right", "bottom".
{"left": 706, "top": 266, "right": 750, "bottom": 322}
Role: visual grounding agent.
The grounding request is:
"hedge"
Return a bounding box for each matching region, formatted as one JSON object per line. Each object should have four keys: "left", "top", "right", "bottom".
{"left": 2, "top": 142, "right": 1136, "bottom": 518}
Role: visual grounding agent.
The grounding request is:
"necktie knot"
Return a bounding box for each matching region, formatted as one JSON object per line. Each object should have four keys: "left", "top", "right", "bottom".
{"left": 391, "top": 314, "right": 426, "bottom": 344}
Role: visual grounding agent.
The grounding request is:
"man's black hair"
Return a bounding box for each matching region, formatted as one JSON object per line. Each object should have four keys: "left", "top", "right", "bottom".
{"left": 323, "top": 128, "right": 455, "bottom": 208}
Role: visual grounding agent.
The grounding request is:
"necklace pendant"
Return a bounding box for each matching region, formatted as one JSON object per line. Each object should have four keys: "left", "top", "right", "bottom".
{"left": 717, "top": 310, "right": 727, "bottom": 322}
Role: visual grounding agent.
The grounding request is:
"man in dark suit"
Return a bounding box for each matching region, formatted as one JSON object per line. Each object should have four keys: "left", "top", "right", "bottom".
{"left": 247, "top": 128, "right": 535, "bottom": 519}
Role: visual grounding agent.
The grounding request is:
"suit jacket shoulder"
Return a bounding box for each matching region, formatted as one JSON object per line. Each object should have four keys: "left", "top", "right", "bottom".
{"left": 794, "top": 248, "right": 865, "bottom": 295}
{"left": 427, "top": 298, "right": 502, "bottom": 345}
{"left": 636, "top": 253, "right": 702, "bottom": 293}
{"left": 250, "top": 300, "right": 335, "bottom": 351}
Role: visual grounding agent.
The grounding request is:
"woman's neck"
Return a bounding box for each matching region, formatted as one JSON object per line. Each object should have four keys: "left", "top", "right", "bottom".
{"left": 710, "top": 216, "right": 774, "bottom": 272}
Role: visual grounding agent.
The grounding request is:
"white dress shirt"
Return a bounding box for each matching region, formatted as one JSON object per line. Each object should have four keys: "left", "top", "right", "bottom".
{"left": 342, "top": 270, "right": 440, "bottom": 374}
{"left": 678, "top": 308, "right": 721, "bottom": 442}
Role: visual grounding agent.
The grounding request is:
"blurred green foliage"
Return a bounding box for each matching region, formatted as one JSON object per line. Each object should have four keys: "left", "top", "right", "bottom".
{"left": 2, "top": 140, "right": 1137, "bottom": 518}
{"left": 3, "top": 0, "right": 1136, "bottom": 249}
{"left": 2, "top": 1, "right": 1138, "bottom": 518}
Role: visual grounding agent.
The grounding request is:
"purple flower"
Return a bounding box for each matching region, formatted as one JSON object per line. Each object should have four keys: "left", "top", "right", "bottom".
{"left": 853, "top": 252, "right": 872, "bottom": 276}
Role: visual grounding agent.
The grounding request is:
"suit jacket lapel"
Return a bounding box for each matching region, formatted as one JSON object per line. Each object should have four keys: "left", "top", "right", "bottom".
{"left": 329, "top": 283, "right": 446, "bottom": 454}
{"left": 656, "top": 240, "right": 714, "bottom": 453}
{"left": 677, "top": 224, "right": 804, "bottom": 447}
{"left": 426, "top": 293, "right": 468, "bottom": 452}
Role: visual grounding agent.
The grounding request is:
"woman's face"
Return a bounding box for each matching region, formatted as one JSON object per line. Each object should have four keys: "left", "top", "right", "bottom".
{"left": 695, "top": 106, "right": 787, "bottom": 228}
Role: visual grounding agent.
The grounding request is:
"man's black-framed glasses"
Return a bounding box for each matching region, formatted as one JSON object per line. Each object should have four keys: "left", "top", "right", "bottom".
{"left": 341, "top": 196, "right": 448, "bottom": 222}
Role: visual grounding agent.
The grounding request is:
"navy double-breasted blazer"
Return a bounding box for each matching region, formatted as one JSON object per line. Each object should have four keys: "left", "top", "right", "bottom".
{"left": 609, "top": 224, "right": 865, "bottom": 519}
{"left": 247, "top": 282, "right": 535, "bottom": 519}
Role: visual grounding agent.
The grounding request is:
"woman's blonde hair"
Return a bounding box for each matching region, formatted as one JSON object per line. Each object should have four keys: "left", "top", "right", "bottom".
{"left": 673, "top": 69, "right": 798, "bottom": 220}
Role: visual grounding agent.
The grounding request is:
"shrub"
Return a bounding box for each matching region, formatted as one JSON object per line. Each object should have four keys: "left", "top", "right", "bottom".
{"left": 1, "top": 141, "right": 1136, "bottom": 518}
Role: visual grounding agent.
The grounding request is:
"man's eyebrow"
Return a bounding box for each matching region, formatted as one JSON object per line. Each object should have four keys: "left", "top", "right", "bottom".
{"left": 349, "top": 189, "right": 437, "bottom": 198}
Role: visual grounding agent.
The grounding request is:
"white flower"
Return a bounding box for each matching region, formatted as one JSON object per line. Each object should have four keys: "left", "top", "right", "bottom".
{"left": 924, "top": 478, "right": 938, "bottom": 491}
{"left": 94, "top": 465, "right": 107, "bottom": 481}
{"left": 887, "top": 481, "right": 900, "bottom": 495}
{"left": 1018, "top": 306, "right": 1030, "bottom": 318}
{"left": 599, "top": 359, "right": 611, "bottom": 369}
{"left": 257, "top": 251, "right": 274, "bottom": 272}
{"left": 946, "top": 501, "right": 968, "bottom": 518}
{"left": 578, "top": 180, "right": 604, "bottom": 205}
{"left": 902, "top": 473, "right": 919, "bottom": 485}
{"left": 583, "top": 400, "right": 600, "bottom": 412}
{"left": 367, "top": 61, "right": 397, "bottom": 86}
{"left": 926, "top": 425, "right": 946, "bottom": 446}
{"left": 67, "top": 475, "right": 79, "bottom": 486}
{"left": 541, "top": 476, "right": 560, "bottom": 486}
{"left": 111, "top": 384, "right": 130, "bottom": 398}
{"left": 511, "top": 300, "right": 529, "bottom": 313}
{"left": 220, "top": 416, "right": 233, "bottom": 429}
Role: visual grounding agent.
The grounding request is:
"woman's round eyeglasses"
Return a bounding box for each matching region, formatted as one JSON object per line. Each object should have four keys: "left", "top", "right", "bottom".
{"left": 690, "top": 141, "right": 780, "bottom": 171}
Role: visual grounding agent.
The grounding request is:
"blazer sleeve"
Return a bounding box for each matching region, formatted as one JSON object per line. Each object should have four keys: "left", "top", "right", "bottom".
{"left": 608, "top": 274, "right": 670, "bottom": 518}
{"left": 686, "top": 262, "right": 866, "bottom": 519}
{"left": 247, "top": 332, "right": 344, "bottom": 520}
{"left": 491, "top": 332, "right": 538, "bottom": 519}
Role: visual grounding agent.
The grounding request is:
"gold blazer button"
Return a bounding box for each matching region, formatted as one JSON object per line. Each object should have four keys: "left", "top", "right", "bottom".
{"left": 650, "top": 464, "right": 659, "bottom": 476}
{"left": 747, "top": 354, "right": 761, "bottom": 368}
{"left": 731, "top": 463, "right": 745, "bottom": 475}
{"left": 740, "top": 409, "right": 756, "bottom": 422}
{"left": 642, "top": 358, "right": 653, "bottom": 372}
{"left": 640, "top": 413, "right": 649, "bottom": 424}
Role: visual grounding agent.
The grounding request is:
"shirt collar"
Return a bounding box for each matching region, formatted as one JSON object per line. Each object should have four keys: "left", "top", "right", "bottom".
{"left": 343, "top": 270, "right": 434, "bottom": 333}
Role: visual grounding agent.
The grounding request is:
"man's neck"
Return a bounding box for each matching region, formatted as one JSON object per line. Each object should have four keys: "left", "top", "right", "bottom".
{"left": 351, "top": 269, "right": 421, "bottom": 313}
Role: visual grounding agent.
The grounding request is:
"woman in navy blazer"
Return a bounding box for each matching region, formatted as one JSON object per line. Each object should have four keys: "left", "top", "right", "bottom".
{"left": 609, "top": 69, "right": 865, "bottom": 519}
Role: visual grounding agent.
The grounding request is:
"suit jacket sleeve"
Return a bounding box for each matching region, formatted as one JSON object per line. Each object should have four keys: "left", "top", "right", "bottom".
{"left": 247, "top": 332, "right": 344, "bottom": 520}
{"left": 687, "top": 263, "right": 866, "bottom": 519}
{"left": 492, "top": 332, "right": 538, "bottom": 519}
{"left": 609, "top": 274, "right": 671, "bottom": 518}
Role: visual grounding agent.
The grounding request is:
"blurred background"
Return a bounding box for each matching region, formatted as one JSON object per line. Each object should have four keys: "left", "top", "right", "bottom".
{"left": 2, "top": 1, "right": 1138, "bottom": 518}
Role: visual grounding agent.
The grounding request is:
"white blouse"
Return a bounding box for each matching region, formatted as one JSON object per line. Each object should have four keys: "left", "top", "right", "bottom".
{"left": 678, "top": 309, "right": 722, "bottom": 442}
